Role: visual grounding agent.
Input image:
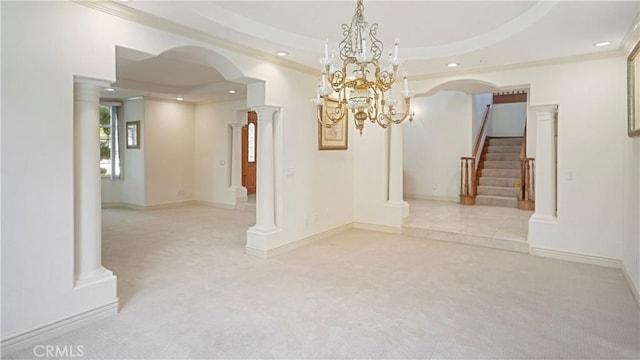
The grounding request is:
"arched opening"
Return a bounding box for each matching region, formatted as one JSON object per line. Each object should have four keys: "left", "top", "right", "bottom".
{"left": 94, "top": 45, "right": 267, "bottom": 307}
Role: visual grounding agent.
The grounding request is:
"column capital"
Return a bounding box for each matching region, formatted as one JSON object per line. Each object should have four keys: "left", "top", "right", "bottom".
{"left": 74, "top": 76, "right": 110, "bottom": 103}
{"left": 532, "top": 104, "right": 558, "bottom": 122}
{"left": 251, "top": 105, "right": 280, "bottom": 122}
{"left": 229, "top": 122, "right": 245, "bottom": 129}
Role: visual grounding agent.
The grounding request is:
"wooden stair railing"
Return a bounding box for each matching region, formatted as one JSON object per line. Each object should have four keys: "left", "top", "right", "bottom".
{"left": 460, "top": 104, "right": 491, "bottom": 205}
{"left": 519, "top": 125, "right": 535, "bottom": 210}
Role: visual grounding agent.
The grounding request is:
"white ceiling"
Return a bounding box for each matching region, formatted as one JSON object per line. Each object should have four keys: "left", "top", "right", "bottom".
{"left": 102, "top": 1, "right": 640, "bottom": 102}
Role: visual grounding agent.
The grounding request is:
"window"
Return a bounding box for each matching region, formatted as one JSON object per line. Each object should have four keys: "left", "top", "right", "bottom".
{"left": 99, "top": 104, "right": 121, "bottom": 178}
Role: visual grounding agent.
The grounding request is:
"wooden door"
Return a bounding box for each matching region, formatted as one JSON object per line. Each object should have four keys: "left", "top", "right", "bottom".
{"left": 242, "top": 111, "right": 257, "bottom": 194}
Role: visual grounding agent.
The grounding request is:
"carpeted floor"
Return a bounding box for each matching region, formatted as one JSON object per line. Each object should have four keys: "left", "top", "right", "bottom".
{"left": 5, "top": 205, "right": 640, "bottom": 359}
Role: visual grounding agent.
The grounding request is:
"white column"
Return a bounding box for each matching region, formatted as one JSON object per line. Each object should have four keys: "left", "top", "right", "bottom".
{"left": 251, "top": 106, "right": 279, "bottom": 231}
{"left": 74, "top": 79, "right": 113, "bottom": 286}
{"left": 386, "top": 122, "right": 410, "bottom": 219}
{"left": 388, "top": 122, "right": 406, "bottom": 204}
{"left": 532, "top": 105, "right": 557, "bottom": 220}
{"left": 227, "top": 122, "right": 248, "bottom": 204}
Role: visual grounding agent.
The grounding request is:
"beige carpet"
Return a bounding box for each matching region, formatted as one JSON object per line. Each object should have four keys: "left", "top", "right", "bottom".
{"left": 5, "top": 205, "right": 640, "bottom": 359}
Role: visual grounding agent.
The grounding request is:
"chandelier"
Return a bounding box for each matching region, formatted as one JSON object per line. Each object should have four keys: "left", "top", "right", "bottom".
{"left": 313, "top": 0, "right": 415, "bottom": 135}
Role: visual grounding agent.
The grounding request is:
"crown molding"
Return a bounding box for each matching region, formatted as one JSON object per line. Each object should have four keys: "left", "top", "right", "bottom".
{"left": 73, "top": 0, "right": 318, "bottom": 77}
{"left": 76, "top": 1, "right": 630, "bottom": 85}
{"left": 621, "top": 12, "right": 640, "bottom": 56}
{"left": 410, "top": 50, "right": 624, "bottom": 82}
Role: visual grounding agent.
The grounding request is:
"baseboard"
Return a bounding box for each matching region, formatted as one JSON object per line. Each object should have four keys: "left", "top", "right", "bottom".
{"left": 622, "top": 264, "right": 640, "bottom": 307}
{"left": 404, "top": 193, "right": 458, "bottom": 202}
{"left": 1, "top": 300, "right": 119, "bottom": 355}
{"left": 101, "top": 202, "right": 124, "bottom": 208}
{"left": 530, "top": 247, "right": 621, "bottom": 268}
{"left": 193, "top": 200, "right": 236, "bottom": 210}
{"left": 246, "top": 223, "right": 353, "bottom": 258}
{"left": 143, "top": 200, "right": 195, "bottom": 210}
{"left": 352, "top": 222, "right": 401, "bottom": 234}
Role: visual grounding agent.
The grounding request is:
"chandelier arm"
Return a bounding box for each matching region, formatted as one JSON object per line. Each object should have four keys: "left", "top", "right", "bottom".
{"left": 368, "top": 24, "right": 383, "bottom": 61}
{"left": 316, "top": 99, "right": 348, "bottom": 127}
{"left": 368, "top": 87, "right": 380, "bottom": 123}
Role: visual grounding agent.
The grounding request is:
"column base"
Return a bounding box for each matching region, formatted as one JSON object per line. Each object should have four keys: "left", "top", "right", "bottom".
{"left": 75, "top": 266, "right": 115, "bottom": 289}
{"left": 530, "top": 213, "right": 558, "bottom": 223}
{"left": 246, "top": 226, "right": 281, "bottom": 258}
{"left": 386, "top": 200, "right": 410, "bottom": 218}
{"left": 227, "top": 185, "right": 248, "bottom": 205}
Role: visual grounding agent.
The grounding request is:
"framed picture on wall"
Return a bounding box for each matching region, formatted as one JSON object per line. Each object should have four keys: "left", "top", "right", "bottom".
{"left": 318, "top": 99, "right": 348, "bottom": 150}
{"left": 628, "top": 40, "right": 640, "bottom": 137}
{"left": 126, "top": 121, "right": 141, "bottom": 149}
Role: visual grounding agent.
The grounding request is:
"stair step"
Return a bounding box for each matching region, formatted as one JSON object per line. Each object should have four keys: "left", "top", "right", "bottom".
{"left": 479, "top": 177, "right": 520, "bottom": 187}
{"left": 483, "top": 161, "right": 521, "bottom": 169}
{"left": 487, "top": 145, "right": 521, "bottom": 153}
{"left": 477, "top": 185, "right": 520, "bottom": 197}
{"left": 485, "top": 153, "right": 520, "bottom": 161}
{"left": 476, "top": 195, "right": 519, "bottom": 208}
{"left": 481, "top": 169, "right": 521, "bottom": 178}
{"left": 489, "top": 137, "right": 522, "bottom": 146}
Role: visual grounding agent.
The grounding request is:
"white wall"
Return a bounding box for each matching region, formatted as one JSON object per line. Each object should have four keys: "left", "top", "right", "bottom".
{"left": 472, "top": 93, "right": 493, "bottom": 144}
{"left": 259, "top": 64, "right": 354, "bottom": 246}
{"left": 194, "top": 100, "right": 246, "bottom": 205}
{"left": 144, "top": 100, "right": 195, "bottom": 206}
{"left": 488, "top": 102, "right": 527, "bottom": 137}
{"left": 403, "top": 91, "right": 472, "bottom": 201}
{"left": 121, "top": 99, "right": 145, "bottom": 207}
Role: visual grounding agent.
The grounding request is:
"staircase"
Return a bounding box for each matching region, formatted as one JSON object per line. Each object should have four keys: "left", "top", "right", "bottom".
{"left": 476, "top": 137, "right": 522, "bottom": 208}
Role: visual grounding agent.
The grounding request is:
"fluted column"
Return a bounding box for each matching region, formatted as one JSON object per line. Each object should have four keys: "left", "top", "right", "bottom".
{"left": 388, "top": 122, "right": 406, "bottom": 204}
{"left": 251, "top": 106, "right": 279, "bottom": 231}
{"left": 74, "top": 79, "right": 113, "bottom": 286}
{"left": 386, "top": 122, "right": 410, "bottom": 220}
{"left": 532, "top": 105, "right": 557, "bottom": 220}
{"left": 227, "top": 121, "right": 248, "bottom": 204}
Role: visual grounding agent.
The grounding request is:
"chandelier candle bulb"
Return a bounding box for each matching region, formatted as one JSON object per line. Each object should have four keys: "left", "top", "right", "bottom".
{"left": 324, "top": 40, "right": 329, "bottom": 59}
{"left": 393, "top": 39, "right": 399, "bottom": 62}
{"left": 403, "top": 74, "right": 409, "bottom": 93}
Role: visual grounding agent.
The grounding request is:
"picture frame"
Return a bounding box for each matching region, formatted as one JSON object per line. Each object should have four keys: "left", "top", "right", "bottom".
{"left": 126, "top": 121, "right": 141, "bottom": 149}
{"left": 628, "top": 40, "right": 640, "bottom": 137}
{"left": 318, "top": 99, "right": 348, "bottom": 150}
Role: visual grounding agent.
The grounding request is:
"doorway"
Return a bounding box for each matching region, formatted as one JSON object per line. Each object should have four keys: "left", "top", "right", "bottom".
{"left": 242, "top": 111, "right": 257, "bottom": 194}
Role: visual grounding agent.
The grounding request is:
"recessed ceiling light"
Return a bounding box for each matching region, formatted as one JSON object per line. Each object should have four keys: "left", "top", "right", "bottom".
{"left": 228, "top": 90, "right": 236, "bottom": 94}
{"left": 593, "top": 41, "right": 613, "bottom": 47}
{"left": 176, "top": 97, "right": 184, "bottom": 101}
{"left": 276, "top": 51, "right": 289, "bottom": 57}
{"left": 447, "top": 63, "right": 459, "bottom": 68}
{"left": 105, "top": 88, "right": 115, "bottom": 92}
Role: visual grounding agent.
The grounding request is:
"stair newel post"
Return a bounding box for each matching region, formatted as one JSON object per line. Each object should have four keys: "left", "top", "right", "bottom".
{"left": 518, "top": 157, "right": 535, "bottom": 210}
{"left": 471, "top": 158, "right": 476, "bottom": 196}
{"left": 460, "top": 157, "right": 476, "bottom": 205}
{"left": 460, "top": 158, "right": 464, "bottom": 196}
{"left": 520, "top": 158, "right": 526, "bottom": 200}
{"left": 530, "top": 159, "right": 535, "bottom": 200}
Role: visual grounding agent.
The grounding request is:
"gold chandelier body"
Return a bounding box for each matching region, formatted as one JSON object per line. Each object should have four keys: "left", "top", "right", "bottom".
{"left": 314, "top": 0, "right": 414, "bottom": 134}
